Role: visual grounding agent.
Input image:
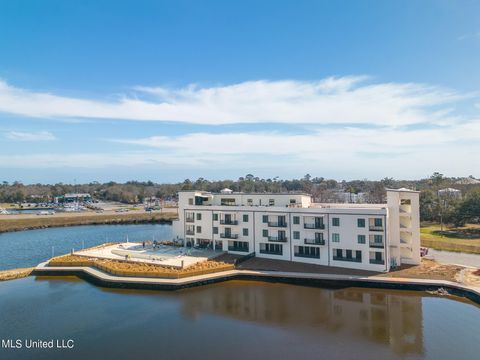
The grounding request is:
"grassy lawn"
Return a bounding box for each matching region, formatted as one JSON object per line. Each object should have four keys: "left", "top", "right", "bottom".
{"left": 421, "top": 223, "right": 480, "bottom": 254}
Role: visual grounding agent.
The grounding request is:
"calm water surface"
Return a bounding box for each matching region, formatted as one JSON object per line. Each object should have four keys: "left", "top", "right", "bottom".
{"left": 0, "top": 278, "right": 479, "bottom": 360}
{"left": 0, "top": 224, "right": 172, "bottom": 270}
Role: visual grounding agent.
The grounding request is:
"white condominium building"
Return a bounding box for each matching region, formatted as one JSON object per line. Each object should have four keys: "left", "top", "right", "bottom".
{"left": 172, "top": 188, "right": 420, "bottom": 272}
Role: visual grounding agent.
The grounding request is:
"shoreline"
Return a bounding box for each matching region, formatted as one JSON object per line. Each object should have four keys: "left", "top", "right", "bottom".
{"left": 0, "top": 211, "right": 177, "bottom": 234}
{"left": 31, "top": 262, "right": 480, "bottom": 305}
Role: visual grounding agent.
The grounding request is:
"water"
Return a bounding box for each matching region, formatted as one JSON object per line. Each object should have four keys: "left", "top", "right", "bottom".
{"left": 6, "top": 208, "right": 55, "bottom": 215}
{"left": 0, "top": 224, "right": 172, "bottom": 270}
{"left": 0, "top": 278, "right": 478, "bottom": 360}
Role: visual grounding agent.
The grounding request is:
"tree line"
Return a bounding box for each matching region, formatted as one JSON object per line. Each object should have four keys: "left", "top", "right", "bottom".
{"left": 1, "top": 173, "right": 479, "bottom": 225}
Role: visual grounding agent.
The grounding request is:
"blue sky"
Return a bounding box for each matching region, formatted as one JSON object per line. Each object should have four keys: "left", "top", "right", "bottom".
{"left": 0, "top": 0, "right": 479, "bottom": 183}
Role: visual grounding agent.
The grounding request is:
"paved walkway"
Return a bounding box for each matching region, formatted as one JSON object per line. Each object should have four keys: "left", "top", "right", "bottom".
{"left": 426, "top": 249, "right": 480, "bottom": 268}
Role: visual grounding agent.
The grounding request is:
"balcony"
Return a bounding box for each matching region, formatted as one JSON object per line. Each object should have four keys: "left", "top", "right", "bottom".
{"left": 268, "top": 221, "right": 287, "bottom": 228}
{"left": 304, "top": 238, "right": 325, "bottom": 245}
{"left": 369, "top": 226, "right": 384, "bottom": 232}
{"left": 260, "top": 249, "right": 282, "bottom": 256}
{"left": 333, "top": 256, "right": 362, "bottom": 263}
{"left": 186, "top": 218, "right": 195, "bottom": 223}
{"left": 220, "top": 219, "right": 238, "bottom": 225}
{"left": 220, "top": 233, "right": 239, "bottom": 239}
{"left": 294, "top": 252, "right": 320, "bottom": 259}
{"left": 268, "top": 236, "right": 287, "bottom": 243}
{"left": 369, "top": 259, "right": 385, "bottom": 265}
{"left": 186, "top": 230, "right": 195, "bottom": 235}
{"left": 228, "top": 246, "right": 249, "bottom": 252}
{"left": 369, "top": 241, "right": 384, "bottom": 248}
{"left": 304, "top": 223, "right": 325, "bottom": 230}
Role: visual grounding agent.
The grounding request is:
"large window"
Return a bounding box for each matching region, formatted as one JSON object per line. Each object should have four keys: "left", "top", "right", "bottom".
{"left": 196, "top": 226, "right": 202, "bottom": 233}
{"left": 243, "top": 228, "right": 249, "bottom": 236}
{"left": 213, "top": 213, "right": 218, "bottom": 221}
{"left": 262, "top": 215, "right": 268, "bottom": 223}
{"left": 357, "top": 218, "right": 365, "bottom": 228}
{"left": 332, "top": 217, "right": 340, "bottom": 226}
{"left": 243, "top": 214, "right": 249, "bottom": 222}
{"left": 262, "top": 229, "right": 268, "bottom": 237}
{"left": 293, "top": 216, "right": 300, "bottom": 225}
{"left": 213, "top": 227, "right": 218, "bottom": 235}
{"left": 374, "top": 218, "right": 383, "bottom": 227}
{"left": 332, "top": 233, "right": 340, "bottom": 242}
{"left": 358, "top": 235, "right": 366, "bottom": 244}
{"left": 293, "top": 231, "right": 300, "bottom": 240}
{"left": 260, "top": 243, "right": 283, "bottom": 255}
{"left": 295, "top": 246, "right": 320, "bottom": 259}
{"left": 196, "top": 213, "right": 202, "bottom": 221}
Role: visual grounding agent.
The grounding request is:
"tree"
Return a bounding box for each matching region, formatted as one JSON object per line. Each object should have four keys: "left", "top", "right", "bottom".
{"left": 452, "top": 189, "right": 480, "bottom": 226}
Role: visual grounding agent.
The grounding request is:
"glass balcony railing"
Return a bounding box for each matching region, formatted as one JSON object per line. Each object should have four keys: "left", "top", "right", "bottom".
{"left": 267, "top": 236, "right": 287, "bottom": 242}
{"left": 220, "top": 233, "right": 239, "bottom": 239}
{"left": 304, "top": 238, "right": 325, "bottom": 245}
{"left": 304, "top": 223, "right": 325, "bottom": 229}
{"left": 268, "top": 221, "right": 288, "bottom": 228}
{"left": 220, "top": 219, "right": 238, "bottom": 225}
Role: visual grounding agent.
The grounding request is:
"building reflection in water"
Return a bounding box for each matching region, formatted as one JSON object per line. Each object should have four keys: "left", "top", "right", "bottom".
{"left": 180, "top": 281, "right": 423, "bottom": 356}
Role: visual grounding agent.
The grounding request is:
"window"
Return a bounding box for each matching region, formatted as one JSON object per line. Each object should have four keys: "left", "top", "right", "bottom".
{"left": 293, "top": 216, "right": 300, "bottom": 224}
{"left": 213, "top": 213, "right": 218, "bottom": 221}
{"left": 293, "top": 231, "right": 300, "bottom": 240}
{"left": 196, "top": 213, "right": 202, "bottom": 221}
{"left": 260, "top": 243, "right": 282, "bottom": 255}
{"left": 213, "top": 227, "right": 218, "bottom": 235}
{"left": 356, "top": 250, "right": 362, "bottom": 261}
{"left": 243, "top": 228, "right": 249, "bottom": 236}
{"left": 374, "top": 235, "right": 383, "bottom": 244}
{"left": 247, "top": 199, "right": 253, "bottom": 206}
{"left": 262, "top": 215, "right": 268, "bottom": 223}
{"left": 188, "top": 198, "right": 193, "bottom": 205}
{"left": 295, "top": 246, "right": 320, "bottom": 259}
{"left": 346, "top": 249, "right": 352, "bottom": 259}
{"left": 332, "top": 233, "right": 340, "bottom": 242}
{"left": 262, "top": 229, "right": 268, "bottom": 237}
{"left": 357, "top": 218, "right": 365, "bottom": 228}
{"left": 358, "top": 235, "right": 366, "bottom": 244}
{"left": 336, "top": 249, "right": 343, "bottom": 258}
{"left": 196, "top": 226, "right": 202, "bottom": 233}
{"left": 290, "top": 199, "right": 296, "bottom": 204}
{"left": 374, "top": 218, "right": 383, "bottom": 227}
{"left": 269, "top": 199, "right": 275, "bottom": 206}
{"left": 332, "top": 217, "right": 340, "bottom": 226}
{"left": 243, "top": 214, "right": 249, "bottom": 222}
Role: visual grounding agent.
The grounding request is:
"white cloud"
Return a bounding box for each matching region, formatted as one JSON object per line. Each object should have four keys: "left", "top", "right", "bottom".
{"left": 5, "top": 130, "right": 56, "bottom": 141}
{"left": 0, "top": 77, "right": 470, "bottom": 126}
{"left": 1, "top": 121, "right": 478, "bottom": 179}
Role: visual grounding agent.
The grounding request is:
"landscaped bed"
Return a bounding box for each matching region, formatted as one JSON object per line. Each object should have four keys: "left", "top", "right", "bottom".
{"left": 48, "top": 254, "right": 234, "bottom": 279}
{"left": 421, "top": 223, "right": 480, "bottom": 254}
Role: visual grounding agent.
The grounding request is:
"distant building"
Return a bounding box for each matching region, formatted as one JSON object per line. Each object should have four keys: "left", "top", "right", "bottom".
{"left": 54, "top": 193, "right": 92, "bottom": 203}
{"left": 173, "top": 188, "right": 421, "bottom": 272}
{"left": 455, "top": 177, "right": 480, "bottom": 185}
{"left": 438, "top": 188, "right": 462, "bottom": 198}
{"left": 334, "top": 191, "right": 367, "bottom": 203}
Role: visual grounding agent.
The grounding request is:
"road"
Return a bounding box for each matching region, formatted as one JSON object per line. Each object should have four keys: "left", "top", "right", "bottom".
{"left": 426, "top": 249, "right": 480, "bottom": 268}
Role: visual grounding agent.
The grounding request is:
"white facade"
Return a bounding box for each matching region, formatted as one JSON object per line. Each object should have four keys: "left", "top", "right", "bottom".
{"left": 172, "top": 188, "right": 421, "bottom": 272}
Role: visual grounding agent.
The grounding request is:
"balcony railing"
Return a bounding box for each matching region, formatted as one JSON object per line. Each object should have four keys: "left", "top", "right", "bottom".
{"left": 268, "top": 236, "right": 287, "bottom": 242}
{"left": 220, "top": 219, "right": 238, "bottom": 225}
{"left": 304, "top": 238, "right": 325, "bottom": 245}
{"left": 228, "top": 246, "right": 249, "bottom": 252}
{"left": 369, "top": 259, "right": 385, "bottom": 265}
{"left": 220, "top": 233, "right": 239, "bottom": 239}
{"left": 294, "top": 252, "right": 320, "bottom": 259}
{"left": 304, "top": 223, "right": 325, "bottom": 230}
{"left": 333, "top": 256, "right": 362, "bottom": 263}
{"left": 185, "top": 218, "right": 195, "bottom": 223}
{"left": 186, "top": 230, "right": 195, "bottom": 235}
{"left": 260, "top": 249, "right": 283, "bottom": 256}
{"left": 369, "top": 241, "right": 384, "bottom": 248}
{"left": 369, "top": 226, "right": 384, "bottom": 232}
{"left": 268, "top": 221, "right": 287, "bottom": 228}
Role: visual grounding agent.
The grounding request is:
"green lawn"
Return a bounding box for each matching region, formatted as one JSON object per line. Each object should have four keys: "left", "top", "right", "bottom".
{"left": 420, "top": 223, "right": 480, "bottom": 254}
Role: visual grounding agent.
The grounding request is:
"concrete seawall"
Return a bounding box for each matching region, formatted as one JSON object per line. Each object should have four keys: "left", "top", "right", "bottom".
{"left": 32, "top": 262, "right": 480, "bottom": 305}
